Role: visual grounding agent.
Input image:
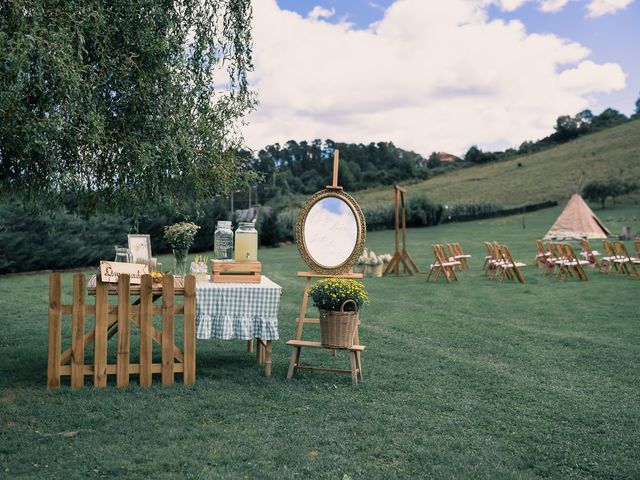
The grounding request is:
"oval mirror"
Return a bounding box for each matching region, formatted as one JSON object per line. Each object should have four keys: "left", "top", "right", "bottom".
{"left": 296, "top": 189, "right": 366, "bottom": 274}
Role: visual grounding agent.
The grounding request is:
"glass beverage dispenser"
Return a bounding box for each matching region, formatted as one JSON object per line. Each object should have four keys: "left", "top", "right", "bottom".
{"left": 214, "top": 221, "right": 234, "bottom": 261}
{"left": 234, "top": 223, "right": 258, "bottom": 261}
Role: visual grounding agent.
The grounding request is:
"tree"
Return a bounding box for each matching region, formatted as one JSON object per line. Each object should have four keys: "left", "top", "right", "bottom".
{"left": 426, "top": 152, "right": 441, "bottom": 169}
{"left": 464, "top": 145, "right": 495, "bottom": 164}
{"left": 582, "top": 181, "right": 610, "bottom": 209}
{"left": 553, "top": 115, "right": 580, "bottom": 141}
{"left": 0, "top": 0, "right": 258, "bottom": 213}
{"left": 634, "top": 92, "right": 640, "bottom": 118}
{"left": 590, "top": 108, "right": 628, "bottom": 131}
{"left": 582, "top": 179, "right": 637, "bottom": 209}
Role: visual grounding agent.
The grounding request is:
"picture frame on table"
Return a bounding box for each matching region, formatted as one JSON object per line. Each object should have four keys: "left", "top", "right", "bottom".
{"left": 128, "top": 234, "right": 152, "bottom": 263}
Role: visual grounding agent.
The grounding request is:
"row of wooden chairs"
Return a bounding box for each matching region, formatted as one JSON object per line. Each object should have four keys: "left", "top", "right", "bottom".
{"left": 483, "top": 242, "right": 526, "bottom": 283}
{"left": 600, "top": 240, "right": 640, "bottom": 277}
{"left": 535, "top": 239, "right": 640, "bottom": 280}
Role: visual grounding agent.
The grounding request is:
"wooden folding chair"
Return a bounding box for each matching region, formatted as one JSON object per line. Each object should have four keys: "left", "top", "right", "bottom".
{"left": 543, "top": 242, "right": 562, "bottom": 276}
{"left": 534, "top": 240, "right": 550, "bottom": 268}
{"left": 579, "top": 239, "right": 601, "bottom": 268}
{"left": 492, "top": 244, "right": 511, "bottom": 282}
{"left": 560, "top": 244, "right": 589, "bottom": 281}
{"left": 484, "top": 242, "right": 502, "bottom": 277}
{"left": 602, "top": 240, "right": 624, "bottom": 274}
{"left": 500, "top": 245, "right": 527, "bottom": 284}
{"left": 451, "top": 243, "right": 471, "bottom": 269}
{"left": 426, "top": 244, "right": 460, "bottom": 283}
{"left": 446, "top": 244, "right": 461, "bottom": 270}
{"left": 614, "top": 242, "right": 640, "bottom": 278}
{"left": 483, "top": 242, "right": 494, "bottom": 272}
{"left": 635, "top": 240, "right": 640, "bottom": 260}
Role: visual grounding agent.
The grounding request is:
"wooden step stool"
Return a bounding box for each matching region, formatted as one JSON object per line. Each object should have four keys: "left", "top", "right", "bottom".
{"left": 286, "top": 340, "right": 364, "bottom": 384}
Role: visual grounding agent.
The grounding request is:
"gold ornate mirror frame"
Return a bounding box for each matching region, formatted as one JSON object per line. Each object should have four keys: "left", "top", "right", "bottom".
{"left": 295, "top": 188, "right": 366, "bottom": 275}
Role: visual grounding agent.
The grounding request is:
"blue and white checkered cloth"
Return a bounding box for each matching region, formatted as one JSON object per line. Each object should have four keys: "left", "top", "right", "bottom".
{"left": 195, "top": 276, "right": 281, "bottom": 340}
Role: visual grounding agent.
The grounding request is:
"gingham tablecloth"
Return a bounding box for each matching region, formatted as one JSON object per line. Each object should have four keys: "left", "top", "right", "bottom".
{"left": 195, "top": 275, "right": 282, "bottom": 340}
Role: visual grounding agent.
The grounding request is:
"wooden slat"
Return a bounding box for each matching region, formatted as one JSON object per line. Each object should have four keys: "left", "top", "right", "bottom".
{"left": 299, "top": 318, "right": 320, "bottom": 324}
{"left": 296, "top": 271, "right": 363, "bottom": 278}
{"left": 93, "top": 276, "right": 109, "bottom": 387}
{"left": 183, "top": 275, "right": 196, "bottom": 384}
{"left": 161, "top": 274, "right": 175, "bottom": 385}
{"left": 286, "top": 339, "right": 365, "bottom": 351}
{"left": 116, "top": 275, "right": 131, "bottom": 387}
{"left": 47, "top": 272, "right": 62, "bottom": 389}
{"left": 294, "top": 365, "right": 353, "bottom": 374}
{"left": 139, "top": 275, "right": 153, "bottom": 387}
{"left": 60, "top": 363, "right": 184, "bottom": 376}
{"left": 70, "top": 274, "right": 85, "bottom": 388}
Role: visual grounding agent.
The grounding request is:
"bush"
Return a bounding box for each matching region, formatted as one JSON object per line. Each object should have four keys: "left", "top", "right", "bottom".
{"left": 0, "top": 195, "right": 232, "bottom": 274}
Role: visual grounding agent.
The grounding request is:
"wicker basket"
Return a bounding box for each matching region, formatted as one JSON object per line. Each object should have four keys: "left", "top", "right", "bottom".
{"left": 318, "top": 300, "right": 359, "bottom": 348}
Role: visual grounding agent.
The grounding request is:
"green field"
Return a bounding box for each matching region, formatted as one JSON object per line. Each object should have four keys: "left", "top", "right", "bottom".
{"left": 353, "top": 119, "right": 640, "bottom": 208}
{"left": 1, "top": 204, "right": 639, "bottom": 479}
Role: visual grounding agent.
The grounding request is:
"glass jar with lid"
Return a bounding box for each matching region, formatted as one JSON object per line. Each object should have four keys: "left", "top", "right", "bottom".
{"left": 214, "top": 221, "right": 234, "bottom": 261}
{"left": 234, "top": 222, "right": 258, "bottom": 261}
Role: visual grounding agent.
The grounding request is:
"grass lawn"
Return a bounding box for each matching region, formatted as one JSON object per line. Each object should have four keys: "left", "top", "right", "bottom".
{"left": 1, "top": 204, "right": 639, "bottom": 479}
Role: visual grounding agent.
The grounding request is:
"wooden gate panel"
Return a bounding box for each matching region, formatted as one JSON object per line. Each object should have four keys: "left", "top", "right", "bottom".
{"left": 47, "top": 273, "right": 195, "bottom": 388}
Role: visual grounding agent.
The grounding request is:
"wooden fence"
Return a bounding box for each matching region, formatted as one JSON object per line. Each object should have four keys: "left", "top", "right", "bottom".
{"left": 47, "top": 273, "right": 196, "bottom": 388}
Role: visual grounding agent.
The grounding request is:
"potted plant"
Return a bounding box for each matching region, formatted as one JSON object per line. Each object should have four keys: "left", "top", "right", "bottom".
{"left": 352, "top": 248, "right": 368, "bottom": 275}
{"left": 308, "top": 278, "right": 368, "bottom": 348}
{"left": 363, "top": 250, "right": 383, "bottom": 277}
{"left": 164, "top": 222, "right": 201, "bottom": 276}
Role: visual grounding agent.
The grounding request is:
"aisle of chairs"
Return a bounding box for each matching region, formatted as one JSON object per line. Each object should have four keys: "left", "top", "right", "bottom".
{"left": 423, "top": 239, "right": 639, "bottom": 285}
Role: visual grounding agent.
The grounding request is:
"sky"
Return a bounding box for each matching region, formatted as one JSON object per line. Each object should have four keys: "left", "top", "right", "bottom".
{"left": 243, "top": 0, "right": 639, "bottom": 156}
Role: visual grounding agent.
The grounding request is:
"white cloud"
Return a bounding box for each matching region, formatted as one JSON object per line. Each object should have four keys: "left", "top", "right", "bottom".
{"left": 244, "top": 0, "right": 626, "bottom": 156}
{"left": 307, "top": 6, "right": 335, "bottom": 21}
{"left": 586, "top": 0, "right": 633, "bottom": 17}
{"left": 539, "top": 0, "right": 571, "bottom": 12}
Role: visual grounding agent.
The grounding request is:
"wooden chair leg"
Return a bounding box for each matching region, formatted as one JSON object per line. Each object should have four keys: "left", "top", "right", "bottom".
{"left": 349, "top": 351, "right": 358, "bottom": 384}
{"left": 356, "top": 351, "right": 363, "bottom": 380}
{"left": 286, "top": 346, "right": 300, "bottom": 380}
{"left": 264, "top": 341, "right": 273, "bottom": 377}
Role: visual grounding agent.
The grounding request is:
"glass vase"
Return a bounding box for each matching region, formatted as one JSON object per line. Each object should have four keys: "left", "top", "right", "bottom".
{"left": 173, "top": 248, "right": 189, "bottom": 277}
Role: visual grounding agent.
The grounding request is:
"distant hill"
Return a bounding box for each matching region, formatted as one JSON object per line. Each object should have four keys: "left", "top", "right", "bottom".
{"left": 352, "top": 119, "right": 640, "bottom": 208}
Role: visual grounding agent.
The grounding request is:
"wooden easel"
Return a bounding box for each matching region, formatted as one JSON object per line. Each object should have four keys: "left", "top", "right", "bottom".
{"left": 383, "top": 185, "right": 418, "bottom": 276}
{"left": 286, "top": 150, "right": 365, "bottom": 384}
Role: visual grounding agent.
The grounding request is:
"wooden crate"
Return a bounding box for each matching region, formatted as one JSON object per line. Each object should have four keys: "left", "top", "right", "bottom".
{"left": 211, "top": 260, "right": 261, "bottom": 283}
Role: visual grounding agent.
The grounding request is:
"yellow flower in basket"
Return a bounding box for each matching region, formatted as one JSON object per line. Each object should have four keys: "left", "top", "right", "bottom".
{"left": 308, "top": 278, "right": 368, "bottom": 312}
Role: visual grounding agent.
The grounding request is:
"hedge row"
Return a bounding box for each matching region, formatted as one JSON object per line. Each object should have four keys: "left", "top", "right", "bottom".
{"left": 0, "top": 195, "right": 557, "bottom": 274}
{"left": 0, "top": 197, "right": 229, "bottom": 274}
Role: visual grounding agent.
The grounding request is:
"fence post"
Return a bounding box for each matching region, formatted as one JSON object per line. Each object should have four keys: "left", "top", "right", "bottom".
{"left": 117, "top": 274, "right": 131, "bottom": 387}
{"left": 47, "top": 272, "right": 62, "bottom": 389}
{"left": 139, "top": 275, "right": 153, "bottom": 387}
{"left": 71, "top": 274, "right": 86, "bottom": 388}
{"left": 94, "top": 276, "right": 109, "bottom": 387}
{"left": 161, "top": 274, "right": 175, "bottom": 385}
{"left": 183, "top": 275, "right": 196, "bottom": 384}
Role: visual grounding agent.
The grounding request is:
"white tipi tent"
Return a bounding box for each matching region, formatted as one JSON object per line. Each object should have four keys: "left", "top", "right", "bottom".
{"left": 543, "top": 194, "right": 612, "bottom": 241}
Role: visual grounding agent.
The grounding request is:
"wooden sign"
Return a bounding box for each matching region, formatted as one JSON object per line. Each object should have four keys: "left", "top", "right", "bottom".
{"left": 100, "top": 261, "right": 149, "bottom": 284}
